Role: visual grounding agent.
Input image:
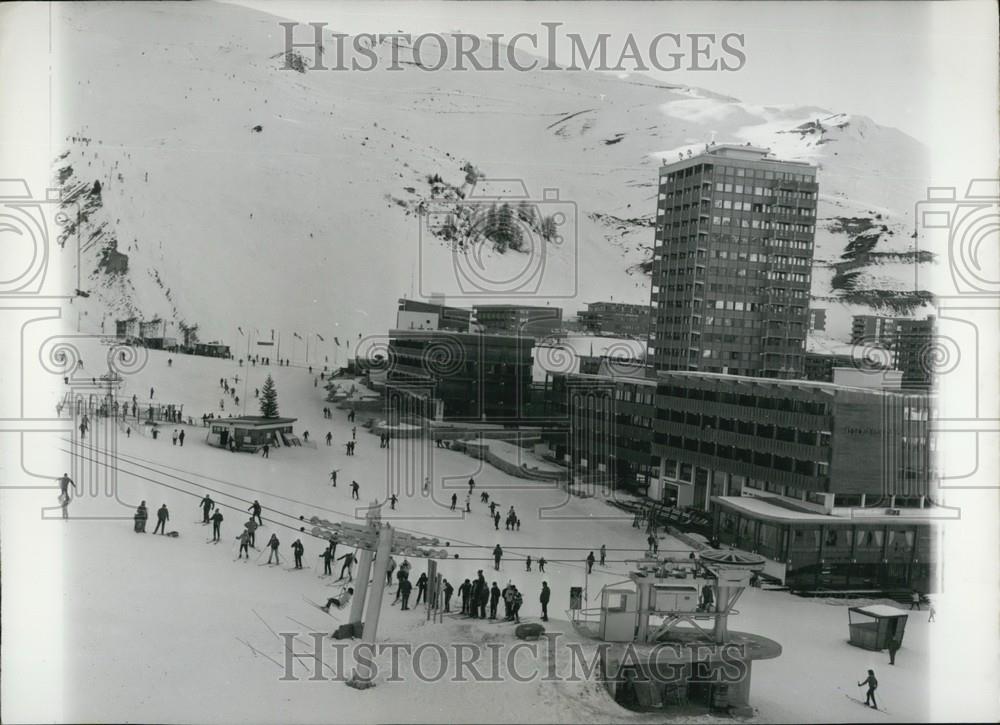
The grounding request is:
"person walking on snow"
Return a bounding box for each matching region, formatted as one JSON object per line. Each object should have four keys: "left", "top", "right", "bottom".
{"left": 586, "top": 551, "right": 596, "bottom": 574}
{"left": 489, "top": 582, "right": 501, "bottom": 619}
{"left": 493, "top": 544, "right": 503, "bottom": 570}
{"left": 465, "top": 493, "right": 471, "bottom": 513}
{"left": 493, "top": 511, "right": 500, "bottom": 530}
{"left": 443, "top": 579, "right": 454, "bottom": 612}
{"left": 153, "top": 504, "right": 170, "bottom": 535}
{"left": 200, "top": 494, "right": 215, "bottom": 523}
{"left": 245, "top": 518, "right": 259, "bottom": 547}
{"left": 909, "top": 591, "right": 921, "bottom": 610}
{"left": 858, "top": 669, "right": 878, "bottom": 709}
{"left": 399, "top": 576, "right": 413, "bottom": 610}
{"left": 329, "top": 469, "right": 338, "bottom": 487}
{"left": 538, "top": 556, "right": 546, "bottom": 573}
{"left": 351, "top": 480, "right": 360, "bottom": 500}
{"left": 178, "top": 429, "right": 185, "bottom": 446}
{"left": 249, "top": 500, "right": 263, "bottom": 526}
{"left": 386, "top": 556, "right": 397, "bottom": 585}
{"left": 600, "top": 544, "right": 607, "bottom": 567}
{"left": 510, "top": 586, "right": 523, "bottom": 623}
{"left": 389, "top": 494, "right": 398, "bottom": 510}
{"left": 210, "top": 508, "right": 224, "bottom": 542}
{"left": 540, "top": 581, "right": 551, "bottom": 622}
{"left": 172, "top": 430, "right": 178, "bottom": 445}
{"left": 325, "top": 432, "right": 332, "bottom": 446}
{"left": 450, "top": 493, "right": 457, "bottom": 511}
{"left": 525, "top": 555, "right": 532, "bottom": 572}
{"left": 291, "top": 539, "right": 304, "bottom": 569}
{"left": 260, "top": 533, "right": 279, "bottom": 563}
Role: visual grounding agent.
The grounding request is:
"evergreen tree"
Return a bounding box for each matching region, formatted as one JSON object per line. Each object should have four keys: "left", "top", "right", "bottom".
{"left": 259, "top": 374, "right": 279, "bottom": 418}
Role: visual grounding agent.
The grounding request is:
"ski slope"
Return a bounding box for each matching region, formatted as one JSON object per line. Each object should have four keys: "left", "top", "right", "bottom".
{"left": 2, "top": 341, "right": 940, "bottom": 723}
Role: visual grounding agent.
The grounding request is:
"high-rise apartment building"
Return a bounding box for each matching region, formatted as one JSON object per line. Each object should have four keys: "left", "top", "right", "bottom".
{"left": 649, "top": 144, "right": 818, "bottom": 378}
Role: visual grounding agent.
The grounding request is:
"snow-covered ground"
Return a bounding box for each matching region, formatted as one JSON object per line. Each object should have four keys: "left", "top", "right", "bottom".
{"left": 2, "top": 342, "right": 941, "bottom": 722}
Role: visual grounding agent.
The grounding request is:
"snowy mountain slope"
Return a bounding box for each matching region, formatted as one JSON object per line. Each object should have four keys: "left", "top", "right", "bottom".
{"left": 48, "top": 1, "right": 934, "bottom": 350}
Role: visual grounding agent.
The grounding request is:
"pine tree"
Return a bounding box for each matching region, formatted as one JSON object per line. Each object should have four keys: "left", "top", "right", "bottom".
{"left": 259, "top": 374, "right": 279, "bottom": 418}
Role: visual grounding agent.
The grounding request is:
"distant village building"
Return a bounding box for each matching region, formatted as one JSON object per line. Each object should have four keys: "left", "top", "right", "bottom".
{"left": 194, "top": 341, "right": 232, "bottom": 358}
{"left": 396, "top": 298, "right": 473, "bottom": 332}
{"left": 851, "top": 315, "right": 935, "bottom": 388}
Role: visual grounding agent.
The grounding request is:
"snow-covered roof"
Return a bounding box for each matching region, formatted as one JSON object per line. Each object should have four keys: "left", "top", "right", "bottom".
{"left": 853, "top": 604, "right": 908, "bottom": 618}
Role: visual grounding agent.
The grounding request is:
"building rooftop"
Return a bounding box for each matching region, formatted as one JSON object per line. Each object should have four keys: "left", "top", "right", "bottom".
{"left": 713, "top": 496, "right": 947, "bottom": 525}
{"left": 655, "top": 369, "right": 930, "bottom": 398}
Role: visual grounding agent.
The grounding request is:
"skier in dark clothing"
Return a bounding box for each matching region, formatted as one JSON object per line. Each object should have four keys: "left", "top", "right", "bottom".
{"left": 200, "top": 494, "right": 215, "bottom": 523}
{"left": 450, "top": 493, "right": 457, "bottom": 511}
{"left": 399, "top": 577, "right": 413, "bottom": 610}
{"left": 291, "top": 539, "right": 304, "bottom": 569}
{"left": 153, "top": 504, "right": 169, "bottom": 535}
{"left": 416, "top": 572, "right": 428, "bottom": 605}
{"left": 538, "top": 556, "right": 546, "bottom": 572}
{"left": 57, "top": 473, "right": 77, "bottom": 500}
{"left": 489, "top": 582, "right": 501, "bottom": 619}
{"left": 249, "top": 500, "right": 262, "bottom": 526}
{"left": 210, "top": 509, "right": 224, "bottom": 542}
{"left": 319, "top": 546, "right": 335, "bottom": 575}
{"left": 599, "top": 545, "right": 607, "bottom": 566}
{"left": 261, "top": 444, "right": 269, "bottom": 458}
{"left": 474, "top": 572, "right": 488, "bottom": 618}
{"left": 459, "top": 579, "right": 472, "bottom": 615}
{"left": 266, "top": 533, "right": 280, "bottom": 564}
{"left": 586, "top": 551, "right": 596, "bottom": 573}
{"left": 493, "top": 544, "right": 503, "bottom": 571}
{"left": 526, "top": 555, "right": 532, "bottom": 572}
{"left": 887, "top": 638, "right": 900, "bottom": 665}
{"left": 337, "top": 551, "right": 356, "bottom": 581}
{"left": 351, "top": 480, "right": 360, "bottom": 500}
{"left": 443, "top": 579, "right": 454, "bottom": 612}
{"left": 389, "top": 494, "right": 398, "bottom": 510}
{"left": 510, "top": 586, "right": 523, "bottom": 623}
{"left": 493, "top": 511, "right": 500, "bottom": 530}
{"left": 858, "top": 670, "right": 878, "bottom": 709}
{"left": 178, "top": 429, "right": 185, "bottom": 446}
{"left": 540, "top": 582, "right": 551, "bottom": 621}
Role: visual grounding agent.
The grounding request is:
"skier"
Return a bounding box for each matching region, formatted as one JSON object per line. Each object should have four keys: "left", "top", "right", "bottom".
{"left": 266, "top": 533, "right": 281, "bottom": 564}
{"left": 422, "top": 477, "right": 430, "bottom": 494}
{"left": 459, "top": 579, "right": 472, "bottom": 615}
{"left": 909, "top": 591, "right": 921, "bottom": 610}
{"left": 199, "top": 494, "right": 215, "bottom": 523}
{"left": 291, "top": 539, "right": 304, "bottom": 569}
{"left": 57, "top": 473, "right": 77, "bottom": 501}
{"left": 540, "top": 581, "right": 551, "bottom": 621}
{"left": 489, "top": 582, "right": 501, "bottom": 619}
{"left": 350, "top": 480, "right": 360, "bottom": 500}
{"left": 325, "top": 432, "right": 332, "bottom": 446}
{"left": 493, "top": 544, "right": 503, "bottom": 571}
{"left": 172, "top": 430, "right": 178, "bottom": 445}
{"left": 450, "top": 493, "right": 457, "bottom": 511}
{"left": 249, "top": 500, "right": 263, "bottom": 526}
{"left": 319, "top": 545, "right": 335, "bottom": 576}
{"left": 210, "top": 508, "right": 224, "bottom": 542}
{"left": 59, "top": 492, "right": 70, "bottom": 519}
{"left": 237, "top": 529, "right": 251, "bottom": 559}
{"left": 153, "top": 504, "right": 170, "bottom": 535}
{"left": 538, "top": 556, "right": 546, "bottom": 573}
{"left": 352, "top": 426, "right": 356, "bottom": 440}
{"left": 178, "top": 429, "right": 185, "bottom": 446}
{"left": 468, "top": 477, "right": 475, "bottom": 493}
{"left": 133, "top": 501, "right": 148, "bottom": 533}
{"left": 600, "top": 544, "right": 607, "bottom": 567}
{"left": 399, "top": 576, "right": 413, "bottom": 610}
{"left": 857, "top": 669, "right": 878, "bottom": 709}
{"left": 245, "top": 517, "right": 259, "bottom": 548}
{"left": 510, "top": 586, "right": 523, "bottom": 624}
{"left": 416, "top": 572, "right": 428, "bottom": 605}
{"left": 502, "top": 582, "right": 513, "bottom": 620}
{"left": 480, "top": 490, "right": 489, "bottom": 504}
{"left": 493, "top": 512, "right": 500, "bottom": 530}
{"left": 443, "top": 579, "right": 454, "bottom": 613}
{"left": 337, "top": 551, "right": 356, "bottom": 581}
{"left": 261, "top": 443, "right": 269, "bottom": 458}
{"left": 149, "top": 387, "right": 154, "bottom": 399}
{"left": 321, "top": 586, "right": 354, "bottom": 612}
{"left": 330, "top": 469, "right": 338, "bottom": 487}
{"left": 586, "top": 551, "right": 596, "bottom": 574}
{"left": 389, "top": 494, "right": 398, "bottom": 510}
{"left": 526, "top": 555, "right": 532, "bottom": 572}
{"left": 475, "top": 572, "right": 489, "bottom": 618}
{"left": 386, "top": 556, "right": 397, "bottom": 585}
{"left": 465, "top": 493, "right": 471, "bottom": 513}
